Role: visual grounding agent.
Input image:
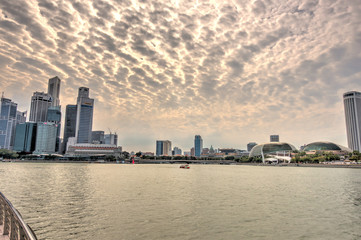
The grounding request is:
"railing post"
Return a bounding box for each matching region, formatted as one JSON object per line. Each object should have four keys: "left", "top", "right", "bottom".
{"left": 3, "top": 204, "right": 10, "bottom": 235}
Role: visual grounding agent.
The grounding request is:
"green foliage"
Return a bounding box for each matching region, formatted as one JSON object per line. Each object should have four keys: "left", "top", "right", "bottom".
{"left": 0, "top": 149, "right": 19, "bottom": 159}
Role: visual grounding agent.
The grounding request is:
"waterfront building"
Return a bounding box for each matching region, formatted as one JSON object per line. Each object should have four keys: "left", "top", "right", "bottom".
{"left": 270, "top": 135, "right": 279, "bottom": 142}
{"left": 184, "top": 151, "right": 191, "bottom": 156}
{"left": 33, "top": 122, "right": 58, "bottom": 154}
{"left": 105, "top": 133, "right": 118, "bottom": 146}
{"left": 247, "top": 142, "right": 257, "bottom": 152}
{"left": 249, "top": 142, "right": 296, "bottom": 163}
{"left": 156, "top": 140, "right": 172, "bottom": 156}
{"left": 0, "top": 97, "right": 18, "bottom": 149}
{"left": 343, "top": 91, "right": 361, "bottom": 151}
{"left": 48, "top": 76, "right": 61, "bottom": 107}
{"left": 16, "top": 111, "right": 27, "bottom": 124}
{"left": 201, "top": 148, "right": 209, "bottom": 155}
{"left": 66, "top": 143, "right": 122, "bottom": 157}
{"left": 13, "top": 122, "right": 37, "bottom": 153}
{"left": 303, "top": 141, "right": 351, "bottom": 155}
{"left": 190, "top": 147, "right": 195, "bottom": 156}
{"left": 75, "top": 87, "right": 94, "bottom": 143}
{"left": 92, "top": 131, "right": 105, "bottom": 144}
{"left": 194, "top": 135, "right": 203, "bottom": 157}
{"left": 173, "top": 147, "right": 182, "bottom": 155}
{"left": 47, "top": 106, "right": 61, "bottom": 152}
{"left": 63, "top": 105, "right": 77, "bottom": 152}
{"left": 29, "top": 92, "right": 52, "bottom": 122}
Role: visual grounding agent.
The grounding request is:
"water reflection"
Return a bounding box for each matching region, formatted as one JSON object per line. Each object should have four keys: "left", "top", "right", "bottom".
{"left": 1, "top": 163, "right": 361, "bottom": 240}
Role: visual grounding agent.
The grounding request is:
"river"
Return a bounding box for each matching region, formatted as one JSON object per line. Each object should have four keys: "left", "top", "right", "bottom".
{"left": 1, "top": 162, "right": 361, "bottom": 239}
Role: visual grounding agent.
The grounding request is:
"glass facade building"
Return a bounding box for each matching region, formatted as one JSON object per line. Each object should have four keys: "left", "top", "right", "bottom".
{"left": 48, "top": 76, "right": 61, "bottom": 107}
{"left": 76, "top": 87, "right": 94, "bottom": 144}
{"left": 13, "top": 122, "right": 37, "bottom": 153}
{"left": 247, "top": 142, "right": 257, "bottom": 152}
{"left": 156, "top": 140, "right": 171, "bottom": 156}
{"left": 303, "top": 141, "right": 351, "bottom": 153}
{"left": 0, "top": 97, "right": 17, "bottom": 149}
{"left": 29, "top": 92, "right": 52, "bottom": 123}
{"left": 249, "top": 142, "right": 296, "bottom": 163}
{"left": 34, "top": 122, "right": 58, "bottom": 154}
{"left": 194, "top": 135, "right": 203, "bottom": 157}
{"left": 343, "top": 91, "right": 361, "bottom": 151}
{"left": 92, "top": 131, "right": 105, "bottom": 144}
{"left": 63, "top": 105, "right": 77, "bottom": 152}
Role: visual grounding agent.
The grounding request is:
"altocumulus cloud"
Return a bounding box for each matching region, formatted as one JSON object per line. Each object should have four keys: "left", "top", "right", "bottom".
{"left": 0, "top": 0, "right": 360, "bottom": 151}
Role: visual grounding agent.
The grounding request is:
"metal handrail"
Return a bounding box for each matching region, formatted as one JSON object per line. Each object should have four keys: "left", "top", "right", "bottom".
{"left": 0, "top": 192, "right": 37, "bottom": 240}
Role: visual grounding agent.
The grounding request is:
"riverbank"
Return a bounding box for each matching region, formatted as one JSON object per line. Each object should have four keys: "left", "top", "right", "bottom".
{"left": 2, "top": 159, "right": 361, "bottom": 169}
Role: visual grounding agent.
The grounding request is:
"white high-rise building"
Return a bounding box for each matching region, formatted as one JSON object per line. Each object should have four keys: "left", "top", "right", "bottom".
{"left": 343, "top": 91, "right": 361, "bottom": 151}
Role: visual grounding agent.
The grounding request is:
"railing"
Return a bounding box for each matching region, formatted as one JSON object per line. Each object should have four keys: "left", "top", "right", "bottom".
{"left": 0, "top": 192, "right": 37, "bottom": 240}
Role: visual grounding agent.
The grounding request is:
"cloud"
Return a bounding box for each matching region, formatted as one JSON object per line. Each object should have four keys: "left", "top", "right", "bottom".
{"left": 0, "top": 0, "right": 360, "bottom": 151}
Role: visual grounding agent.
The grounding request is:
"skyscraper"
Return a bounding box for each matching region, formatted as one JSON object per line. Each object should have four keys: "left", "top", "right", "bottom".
{"left": 33, "top": 122, "right": 58, "bottom": 154}
{"left": 105, "top": 133, "right": 118, "bottom": 146}
{"left": 156, "top": 140, "right": 172, "bottom": 156}
{"left": 247, "top": 142, "right": 257, "bottom": 152}
{"left": 63, "top": 105, "right": 77, "bottom": 151}
{"left": 75, "top": 87, "right": 94, "bottom": 143}
{"left": 194, "top": 135, "right": 203, "bottom": 157}
{"left": 92, "top": 131, "right": 105, "bottom": 144}
{"left": 0, "top": 97, "right": 18, "bottom": 149}
{"left": 13, "top": 122, "right": 37, "bottom": 153}
{"left": 343, "top": 91, "right": 361, "bottom": 151}
{"left": 29, "top": 92, "right": 52, "bottom": 122}
{"left": 47, "top": 106, "right": 61, "bottom": 152}
{"left": 48, "top": 76, "right": 61, "bottom": 107}
{"left": 270, "top": 135, "right": 279, "bottom": 142}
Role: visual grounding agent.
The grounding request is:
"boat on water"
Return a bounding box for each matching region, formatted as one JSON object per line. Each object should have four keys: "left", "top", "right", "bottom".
{"left": 180, "top": 164, "right": 190, "bottom": 169}
{"left": 0, "top": 192, "right": 37, "bottom": 240}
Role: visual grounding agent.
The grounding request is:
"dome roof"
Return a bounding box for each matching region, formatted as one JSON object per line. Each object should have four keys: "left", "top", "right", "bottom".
{"left": 303, "top": 141, "right": 351, "bottom": 152}
{"left": 249, "top": 142, "right": 297, "bottom": 158}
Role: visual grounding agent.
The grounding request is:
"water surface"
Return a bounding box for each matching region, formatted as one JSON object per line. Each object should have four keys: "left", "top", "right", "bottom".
{"left": 1, "top": 163, "right": 361, "bottom": 239}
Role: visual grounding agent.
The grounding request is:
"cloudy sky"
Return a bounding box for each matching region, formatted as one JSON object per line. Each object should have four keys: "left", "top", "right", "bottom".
{"left": 0, "top": 0, "right": 360, "bottom": 152}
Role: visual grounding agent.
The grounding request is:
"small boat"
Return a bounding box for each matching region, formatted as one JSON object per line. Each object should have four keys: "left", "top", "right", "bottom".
{"left": 180, "top": 164, "right": 190, "bottom": 169}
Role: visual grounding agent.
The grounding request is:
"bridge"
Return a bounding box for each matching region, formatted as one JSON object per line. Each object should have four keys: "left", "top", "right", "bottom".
{"left": 0, "top": 192, "right": 37, "bottom": 240}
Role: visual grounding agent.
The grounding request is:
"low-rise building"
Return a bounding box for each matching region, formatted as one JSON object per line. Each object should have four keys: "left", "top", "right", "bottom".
{"left": 66, "top": 143, "right": 122, "bottom": 157}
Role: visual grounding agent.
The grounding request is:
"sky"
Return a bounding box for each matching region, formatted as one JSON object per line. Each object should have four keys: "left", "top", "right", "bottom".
{"left": 0, "top": 0, "right": 360, "bottom": 152}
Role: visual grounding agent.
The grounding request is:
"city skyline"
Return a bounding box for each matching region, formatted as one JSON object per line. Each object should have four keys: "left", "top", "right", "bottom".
{"left": 1, "top": 1, "right": 361, "bottom": 152}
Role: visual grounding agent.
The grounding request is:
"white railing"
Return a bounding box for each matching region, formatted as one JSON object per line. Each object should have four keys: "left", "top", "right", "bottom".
{"left": 0, "top": 192, "right": 37, "bottom": 240}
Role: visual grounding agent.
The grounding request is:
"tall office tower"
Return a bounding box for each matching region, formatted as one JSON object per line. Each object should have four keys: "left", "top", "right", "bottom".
{"left": 270, "top": 135, "right": 279, "bottom": 142}
{"left": 63, "top": 105, "right": 77, "bottom": 152}
{"left": 156, "top": 140, "right": 172, "bottom": 156}
{"left": 194, "top": 135, "right": 203, "bottom": 157}
{"left": 29, "top": 92, "right": 52, "bottom": 122}
{"left": 13, "top": 122, "right": 37, "bottom": 153}
{"left": 105, "top": 133, "right": 118, "bottom": 145}
{"left": 343, "top": 91, "right": 361, "bottom": 151}
{"left": 0, "top": 97, "right": 18, "bottom": 150}
{"left": 16, "top": 111, "right": 27, "bottom": 124}
{"left": 190, "top": 147, "right": 195, "bottom": 156}
{"left": 48, "top": 76, "right": 61, "bottom": 107}
{"left": 47, "top": 106, "right": 61, "bottom": 152}
{"left": 33, "top": 122, "right": 57, "bottom": 154}
{"left": 75, "top": 87, "right": 94, "bottom": 143}
{"left": 173, "top": 147, "right": 182, "bottom": 155}
{"left": 247, "top": 142, "right": 257, "bottom": 152}
{"left": 156, "top": 140, "right": 163, "bottom": 156}
{"left": 92, "top": 131, "right": 105, "bottom": 144}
